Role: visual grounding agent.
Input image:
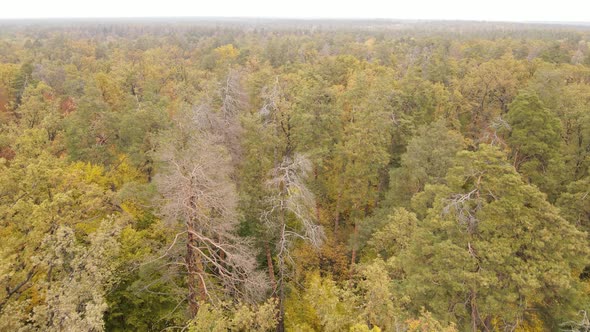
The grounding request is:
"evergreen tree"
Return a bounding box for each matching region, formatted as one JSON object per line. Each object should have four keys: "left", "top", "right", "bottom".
{"left": 398, "top": 145, "right": 588, "bottom": 330}
{"left": 506, "top": 91, "right": 564, "bottom": 200}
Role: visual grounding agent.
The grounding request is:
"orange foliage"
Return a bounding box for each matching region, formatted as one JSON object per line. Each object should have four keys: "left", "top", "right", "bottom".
{"left": 60, "top": 96, "right": 76, "bottom": 114}
{"left": 0, "top": 147, "right": 15, "bottom": 160}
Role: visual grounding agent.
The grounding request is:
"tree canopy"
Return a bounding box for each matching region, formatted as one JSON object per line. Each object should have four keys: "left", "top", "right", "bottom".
{"left": 1, "top": 19, "right": 590, "bottom": 331}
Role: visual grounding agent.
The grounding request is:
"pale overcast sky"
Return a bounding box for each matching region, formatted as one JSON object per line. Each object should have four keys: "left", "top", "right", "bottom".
{"left": 1, "top": 0, "right": 588, "bottom": 22}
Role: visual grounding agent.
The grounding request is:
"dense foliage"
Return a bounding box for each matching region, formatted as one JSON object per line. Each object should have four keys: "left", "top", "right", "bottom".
{"left": 1, "top": 19, "right": 590, "bottom": 331}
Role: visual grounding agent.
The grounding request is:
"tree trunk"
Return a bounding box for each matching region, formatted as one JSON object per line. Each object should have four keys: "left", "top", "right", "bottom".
{"left": 470, "top": 289, "right": 478, "bottom": 332}
{"left": 186, "top": 230, "right": 199, "bottom": 318}
{"left": 195, "top": 250, "right": 207, "bottom": 302}
{"left": 334, "top": 189, "right": 342, "bottom": 234}
{"left": 266, "top": 243, "right": 276, "bottom": 291}
{"left": 350, "top": 221, "right": 358, "bottom": 272}
{"left": 313, "top": 165, "right": 322, "bottom": 224}
{"left": 276, "top": 208, "right": 287, "bottom": 332}
{"left": 277, "top": 274, "right": 285, "bottom": 332}
{"left": 275, "top": 253, "right": 286, "bottom": 332}
{"left": 350, "top": 203, "right": 369, "bottom": 274}
{"left": 186, "top": 223, "right": 208, "bottom": 318}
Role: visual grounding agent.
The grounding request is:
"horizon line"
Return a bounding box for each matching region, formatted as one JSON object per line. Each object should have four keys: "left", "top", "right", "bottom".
{"left": 0, "top": 16, "right": 589, "bottom": 25}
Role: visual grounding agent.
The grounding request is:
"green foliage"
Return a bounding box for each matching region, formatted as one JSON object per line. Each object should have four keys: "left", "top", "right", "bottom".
{"left": 367, "top": 208, "right": 418, "bottom": 260}
{"left": 405, "top": 309, "right": 457, "bottom": 332}
{"left": 388, "top": 120, "right": 464, "bottom": 208}
{"left": 188, "top": 299, "right": 278, "bottom": 332}
{"left": 557, "top": 175, "right": 590, "bottom": 232}
{"left": 529, "top": 67, "right": 590, "bottom": 182}
{"left": 398, "top": 145, "right": 588, "bottom": 330}
{"left": 303, "top": 272, "right": 358, "bottom": 331}
{"left": 357, "top": 261, "right": 398, "bottom": 331}
{"left": 506, "top": 91, "right": 564, "bottom": 198}
{"left": 540, "top": 42, "right": 572, "bottom": 63}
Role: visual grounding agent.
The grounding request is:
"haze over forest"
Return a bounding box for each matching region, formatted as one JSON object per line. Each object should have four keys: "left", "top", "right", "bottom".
{"left": 1, "top": 15, "right": 590, "bottom": 332}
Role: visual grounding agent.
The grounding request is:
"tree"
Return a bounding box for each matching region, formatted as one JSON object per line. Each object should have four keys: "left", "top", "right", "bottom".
{"left": 256, "top": 76, "right": 324, "bottom": 331}
{"left": 302, "top": 272, "right": 359, "bottom": 331}
{"left": 356, "top": 261, "right": 398, "bottom": 331}
{"left": 388, "top": 120, "right": 464, "bottom": 208}
{"left": 26, "top": 220, "right": 122, "bottom": 332}
{"left": 188, "top": 298, "right": 278, "bottom": 332}
{"left": 456, "top": 54, "right": 530, "bottom": 139}
{"left": 155, "top": 105, "right": 265, "bottom": 318}
{"left": 0, "top": 130, "right": 122, "bottom": 329}
{"left": 325, "top": 67, "right": 392, "bottom": 271}
{"left": 15, "top": 82, "right": 61, "bottom": 139}
{"left": 398, "top": 145, "right": 588, "bottom": 331}
{"left": 367, "top": 208, "right": 418, "bottom": 261}
{"left": 557, "top": 174, "right": 590, "bottom": 232}
{"left": 506, "top": 91, "right": 564, "bottom": 199}
{"left": 529, "top": 68, "right": 590, "bottom": 182}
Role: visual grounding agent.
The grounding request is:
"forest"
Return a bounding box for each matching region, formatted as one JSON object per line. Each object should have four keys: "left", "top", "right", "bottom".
{"left": 0, "top": 19, "right": 590, "bottom": 331}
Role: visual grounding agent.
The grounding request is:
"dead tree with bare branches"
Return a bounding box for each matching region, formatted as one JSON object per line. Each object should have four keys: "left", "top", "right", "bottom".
{"left": 259, "top": 79, "right": 323, "bottom": 331}
{"left": 261, "top": 154, "right": 324, "bottom": 332}
{"left": 155, "top": 106, "right": 266, "bottom": 318}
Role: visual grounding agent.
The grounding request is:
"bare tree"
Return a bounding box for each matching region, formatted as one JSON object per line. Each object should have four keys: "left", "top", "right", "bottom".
{"left": 219, "top": 68, "right": 247, "bottom": 167}
{"left": 262, "top": 154, "right": 324, "bottom": 332}
{"left": 257, "top": 77, "right": 324, "bottom": 331}
{"left": 155, "top": 105, "right": 266, "bottom": 318}
{"left": 220, "top": 68, "right": 247, "bottom": 120}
